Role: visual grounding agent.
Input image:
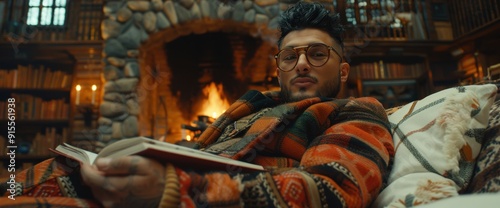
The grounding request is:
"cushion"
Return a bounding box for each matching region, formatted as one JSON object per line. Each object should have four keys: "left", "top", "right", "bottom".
{"left": 467, "top": 99, "right": 500, "bottom": 193}
{"left": 373, "top": 84, "right": 497, "bottom": 207}
{"left": 415, "top": 193, "right": 500, "bottom": 208}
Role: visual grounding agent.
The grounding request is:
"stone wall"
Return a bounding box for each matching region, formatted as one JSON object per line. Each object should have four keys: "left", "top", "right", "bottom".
{"left": 98, "top": 0, "right": 337, "bottom": 144}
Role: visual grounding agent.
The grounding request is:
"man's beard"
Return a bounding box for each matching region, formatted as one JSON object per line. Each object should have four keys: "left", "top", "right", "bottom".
{"left": 279, "top": 76, "right": 341, "bottom": 103}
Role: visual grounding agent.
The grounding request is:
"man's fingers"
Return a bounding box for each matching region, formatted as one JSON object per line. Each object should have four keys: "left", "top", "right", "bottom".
{"left": 81, "top": 164, "right": 106, "bottom": 188}
{"left": 81, "top": 158, "right": 166, "bottom": 207}
{"left": 81, "top": 163, "right": 131, "bottom": 193}
{"left": 88, "top": 186, "right": 123, "bottom": 208}
{"left": 81, "top": 164, "right": 122, "bottom": 192}
{"left": 95, "top": 156, "right": 146, "bottom": 175}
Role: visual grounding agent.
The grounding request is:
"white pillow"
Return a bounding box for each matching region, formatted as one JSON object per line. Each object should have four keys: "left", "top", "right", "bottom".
{"left": 373, "top": 84, "right": 497, "bottom": 208}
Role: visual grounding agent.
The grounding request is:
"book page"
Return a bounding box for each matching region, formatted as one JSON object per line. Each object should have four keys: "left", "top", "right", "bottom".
{"left": 97, "top": 137, "right": 221, "bottom": 159}
{"left": 96, "top": 137, "right": 148, "bottom": 158}
{"left": 54, "top": 143, "right": 98, "bottom": 164}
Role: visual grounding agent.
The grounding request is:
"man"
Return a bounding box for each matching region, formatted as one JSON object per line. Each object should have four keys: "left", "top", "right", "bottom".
{"left": 1, "top": 2, "right": 393, "bottom": 207}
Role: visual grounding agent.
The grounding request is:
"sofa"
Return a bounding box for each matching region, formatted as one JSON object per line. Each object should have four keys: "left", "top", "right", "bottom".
{"left": 372, "top": 84, "right": 500, "bottom": 207}
{"left": 2, "top": 84, "right": 500, "bottom": 207}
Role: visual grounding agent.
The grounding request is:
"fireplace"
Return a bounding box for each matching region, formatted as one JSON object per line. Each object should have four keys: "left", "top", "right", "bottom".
{"left": 137, "top": 32, "right": 278, "bottom": 143}
{"left": 165, "top": 32, "right": 252, "bottom": 120}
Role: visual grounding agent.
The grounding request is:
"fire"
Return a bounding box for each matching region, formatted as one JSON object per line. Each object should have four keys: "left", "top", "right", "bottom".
{"left": 200, "top": 82, "right": 230, "bottom": 119}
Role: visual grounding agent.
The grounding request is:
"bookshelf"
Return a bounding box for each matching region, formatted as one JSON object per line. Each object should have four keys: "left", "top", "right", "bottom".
{"left": 343, "top": 39, "right": 443, "bottom": 107}
{"left": 328, "top": 0, "right": 457, "bottom": 106}
{"left": 447, "top": 0, "right": 500, "bottom": 39}
{"left": 0, "top": 46, "right": 76, "bottom": 172}
{"left": 347, "top": 57, "right": 432, "bottom": 108}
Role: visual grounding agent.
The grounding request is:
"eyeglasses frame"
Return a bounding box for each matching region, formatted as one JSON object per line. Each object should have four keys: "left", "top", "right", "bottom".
{"left": 274, "top": 43, "right": 343, "bottom": 72}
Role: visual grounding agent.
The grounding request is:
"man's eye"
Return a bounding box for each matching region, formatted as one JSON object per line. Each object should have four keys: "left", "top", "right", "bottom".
{"left": 282, "top": 54, "right": 297, "bottom": 61}
{"left": 310, "top": 52, "right": 327, "bottom": 58}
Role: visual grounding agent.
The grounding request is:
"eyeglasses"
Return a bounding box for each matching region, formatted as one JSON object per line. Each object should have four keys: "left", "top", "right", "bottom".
{"left": 274, "top": 43, "right": 343, "bottom": 72}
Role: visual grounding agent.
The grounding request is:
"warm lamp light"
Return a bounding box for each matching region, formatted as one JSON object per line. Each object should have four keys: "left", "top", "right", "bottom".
{"left": 91, "top": 85, "right": 97, "bottom": 104}
{"left": 76, "top": 85, "right": 81, "bottom": 105}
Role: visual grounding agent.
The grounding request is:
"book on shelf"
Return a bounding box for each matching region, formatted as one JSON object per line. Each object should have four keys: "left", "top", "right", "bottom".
{"left": 52, "top": 136, "right": 265, "bottom": 172}
{"left": 8, "top": 93, "right": 69, "bottom": 120}
{"left": 0, "top": 65, "right": 72, "bottom": 89}
{"left": 353, "top": 61, "right": 425, "bottom": 80}
{"left": 31, "top": 127, "right": 68, "bottom": 156}
{"left": 0, "top": 135, "right": 5, "bottom": 155}
{"left": 434, "top": 21, "right": 453, "bottom": 40}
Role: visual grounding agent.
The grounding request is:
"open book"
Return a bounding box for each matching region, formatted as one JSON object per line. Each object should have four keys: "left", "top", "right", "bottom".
{"left": 52, "top": 136, "right": 264, "bottom": 172}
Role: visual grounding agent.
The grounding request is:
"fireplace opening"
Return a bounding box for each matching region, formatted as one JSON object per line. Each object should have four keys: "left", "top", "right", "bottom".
{"left": 163, "top": 32, "right": 270, "bottom": 141}
{"left": 139, "top": 31, "right": 279, "bottom": 142}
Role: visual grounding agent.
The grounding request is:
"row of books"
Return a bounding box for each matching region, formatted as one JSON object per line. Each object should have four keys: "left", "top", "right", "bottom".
{"left": 0, "top": 65, "right": 73, "bottom": 89}
{"left": 0, "top": 94, "right": 70, "bottom": 120}
{"left": 31, "top": 127, "right": 69, "bottom": 156}
{"left": 0, "top": 128, "right": 68, "bottom": 156}
{"left": 448, "top": 0, "right": 500, "bottom": 38}
{"left": 77, "top": 2, "right": 103, "bottom": 41}
{"left": 351, "top": 61, "right": 426, "bottom": 79}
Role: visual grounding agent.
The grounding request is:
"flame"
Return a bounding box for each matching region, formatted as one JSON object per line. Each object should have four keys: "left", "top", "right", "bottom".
{"left": 200, "top": 82, "right": 230, "bottom": 119}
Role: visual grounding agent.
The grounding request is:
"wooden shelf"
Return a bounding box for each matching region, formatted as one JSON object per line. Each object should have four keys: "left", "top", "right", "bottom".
{"left": 345, "top": 39, "right": 453, "bottom": 56}
{"left": 0, "top": 41, "right": 102, "bottom": 70}
{"left": 0, "top": 88, "right": 71, "bottom": 93}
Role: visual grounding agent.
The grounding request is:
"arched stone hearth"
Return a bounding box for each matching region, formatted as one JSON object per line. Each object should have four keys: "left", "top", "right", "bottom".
{"left": 98, "top": 0, "right": 335, "bottom": 144}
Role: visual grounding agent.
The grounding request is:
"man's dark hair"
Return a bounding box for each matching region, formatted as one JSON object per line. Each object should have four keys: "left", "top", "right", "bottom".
{"left": 277, "top": 2, "right": 344, "bottom": 50}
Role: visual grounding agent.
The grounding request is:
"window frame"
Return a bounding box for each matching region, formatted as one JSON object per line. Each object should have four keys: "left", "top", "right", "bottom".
{"left": 26, "top": 0, "right": 68, "bottom": 27}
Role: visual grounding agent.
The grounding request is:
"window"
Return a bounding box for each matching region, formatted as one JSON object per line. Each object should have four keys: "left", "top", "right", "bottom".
{"left": 27, "top": 0, "right": 67, "bottom": 26}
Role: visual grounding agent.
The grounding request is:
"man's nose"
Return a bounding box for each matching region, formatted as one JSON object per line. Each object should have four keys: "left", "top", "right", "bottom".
{"left": 295, "top": 53, "right": 311, "bottom": 72}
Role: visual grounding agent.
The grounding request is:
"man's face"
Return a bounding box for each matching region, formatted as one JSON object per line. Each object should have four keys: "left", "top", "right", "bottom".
{"left": 277, "top": 28, "right": 349, "bottom": 102}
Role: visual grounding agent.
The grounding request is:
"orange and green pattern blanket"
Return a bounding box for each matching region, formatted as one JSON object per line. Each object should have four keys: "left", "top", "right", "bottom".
{"left": 1, "top": 90, "right": 394, "bottom": 207}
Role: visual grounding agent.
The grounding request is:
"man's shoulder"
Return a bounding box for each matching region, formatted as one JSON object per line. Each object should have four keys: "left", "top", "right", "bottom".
{"left": 348, "top": 96, "right": 383, "bottom": 104}
{"left": 343, "top": 96, "right": 387, "bottom": 112}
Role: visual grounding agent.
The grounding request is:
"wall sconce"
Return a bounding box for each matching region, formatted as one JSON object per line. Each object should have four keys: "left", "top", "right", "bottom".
{"left": 91, "top": 84, "right": 97, "bottom": 105}
{"left": 75, "top": 84, "right": 99, "bottom": 127}
{"left": 76, "top": 84, "right": 81, "bottom": 105}
{"left": 75, "top": 84, "right": 99, "bottom": 106}
{"left": 77, "top": 105, "right": 94, "bottom": 127}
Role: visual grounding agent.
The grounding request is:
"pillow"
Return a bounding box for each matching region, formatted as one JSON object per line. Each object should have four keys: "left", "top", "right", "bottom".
{"left": 373, "top": 84, "right": 497, "bottom": 208}
{"left": 467, "top": 99, "right": 500, "bottom": 193}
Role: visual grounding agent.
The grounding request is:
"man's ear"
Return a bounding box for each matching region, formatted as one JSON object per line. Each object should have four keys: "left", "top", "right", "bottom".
{"left": 339, "top": 62, "right": 350, "bottom": 82}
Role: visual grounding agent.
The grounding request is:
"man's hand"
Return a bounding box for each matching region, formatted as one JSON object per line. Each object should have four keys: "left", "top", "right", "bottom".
{"left": 80, "top": 156, "right": 166, "bottom": 208}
